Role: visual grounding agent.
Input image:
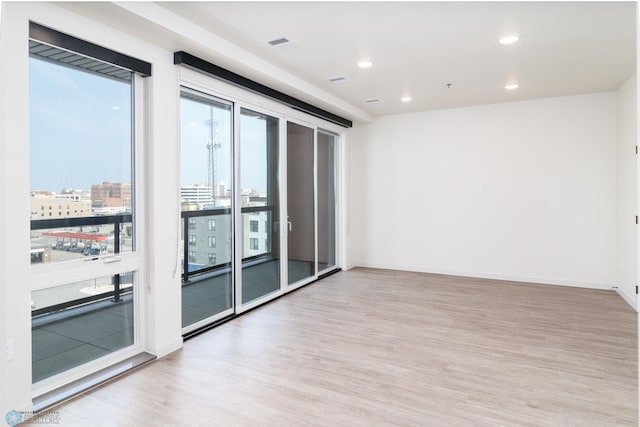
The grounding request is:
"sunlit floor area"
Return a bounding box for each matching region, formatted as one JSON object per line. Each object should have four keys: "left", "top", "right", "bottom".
{"left": 38, "top": 268, "right": 637, "bottom": 426}
{"left": 32, "top": 296, "right": 134, "bottom": 383}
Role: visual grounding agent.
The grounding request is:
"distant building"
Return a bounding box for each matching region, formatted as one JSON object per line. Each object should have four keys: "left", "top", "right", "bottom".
{"left": 91, "top": 182, "right": 132, "bottom": 213}
{"left": 181, "top": 184, "right": 213, "bottom": 208}
{"left": 242, "top": 210, "right": 269, "bottom": 258}
{"left": 30, "top": 191, "right": 92, "bottom": 219}
{"left": 184, "top": 214, "right": 232, "bottom": 271}
{"left": 214, "top": 181, "right": 226, "bottom": 198}
{"left": 181, "top": 191, "right": 269, "bottom": 272}
{"left": 181, "top": 181, "right": 228, "bottom": 209}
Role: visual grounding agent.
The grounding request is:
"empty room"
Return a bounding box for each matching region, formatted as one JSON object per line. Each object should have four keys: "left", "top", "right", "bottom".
{"left": 0, "top": 2, "right": 637, "bottom": 426}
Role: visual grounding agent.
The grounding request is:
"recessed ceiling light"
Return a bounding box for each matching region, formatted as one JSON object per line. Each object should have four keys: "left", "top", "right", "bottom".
{"left": 357, "top": 60, "right": 373, "bottom": 69}
{"left": 401, "top": 96, "right": 412, "bottom": 102}
{"left": 499, "top": 33, "right": 520, "bottom": 45}
{"left": 505, "top": 83, "right": 519, "bottom": 90}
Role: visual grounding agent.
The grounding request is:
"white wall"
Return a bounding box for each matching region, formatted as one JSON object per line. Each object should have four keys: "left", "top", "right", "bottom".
{"left": 616, "top": 74, "right": 638, "bottom": 309}
{"left": 0, "top": 0, "right": 12, "bottom": 417}
{"left": 0, "top": 5, "right": 34, "bottom": 416}
{"left": 349, "top": 93, "right": 617, "bottom": 288}
{"left": 138, "top": 34, "right": 183, "bottom": 361}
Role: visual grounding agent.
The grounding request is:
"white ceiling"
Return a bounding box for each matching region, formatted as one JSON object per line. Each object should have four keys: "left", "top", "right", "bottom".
{"left": 159, "top": 1, "right": 636, "bottom": 118}
{"left": 62, "top": 2, "right": 636, "bottom": 123}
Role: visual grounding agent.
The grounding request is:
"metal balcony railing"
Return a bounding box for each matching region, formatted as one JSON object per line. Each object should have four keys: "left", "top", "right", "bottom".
{"left": 181, "top": 206, "right": 274, "bottom": 284}
{"left": 30, "top": 214, "right": 132, "bottom": 318}
{"left": 31, "top": 207, "right": 276, "bottom": 317}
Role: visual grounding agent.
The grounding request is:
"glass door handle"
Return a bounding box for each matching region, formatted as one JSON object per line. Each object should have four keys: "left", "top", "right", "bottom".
{"left": 287, "top": 221, "right": 292, "bottom": 232}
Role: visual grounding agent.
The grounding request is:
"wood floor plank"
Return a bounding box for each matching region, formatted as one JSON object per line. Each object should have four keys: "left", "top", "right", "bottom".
{"left": 40, "top": 268, "right": 637, "bottom": 426}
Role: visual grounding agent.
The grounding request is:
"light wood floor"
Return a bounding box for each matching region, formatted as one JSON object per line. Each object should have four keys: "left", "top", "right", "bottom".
{"left": 44, "top": 268, "right": 637, "bottom": 426}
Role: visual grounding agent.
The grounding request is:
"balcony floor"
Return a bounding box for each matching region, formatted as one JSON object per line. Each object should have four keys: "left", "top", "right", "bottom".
{"left": 32, "top": 296, "right": 134, "bottom": 383}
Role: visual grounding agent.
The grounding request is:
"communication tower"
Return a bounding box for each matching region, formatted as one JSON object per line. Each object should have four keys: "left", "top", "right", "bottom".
{"left": 206, "top": 108, "right": 221, "bottom": 207}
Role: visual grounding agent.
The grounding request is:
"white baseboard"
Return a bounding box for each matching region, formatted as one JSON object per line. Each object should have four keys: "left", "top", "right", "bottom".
{"left": 615, "top": 287, "right": 638, "bottom": 312}
{"left": 353, "top": 262, "right": 614, "bottom": 290}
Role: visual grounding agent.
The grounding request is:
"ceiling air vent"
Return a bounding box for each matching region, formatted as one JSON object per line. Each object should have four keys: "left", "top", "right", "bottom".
{"left": 328, "top": 76, "right": 347, "bottom": 83}
{"left": 267, "top": 37, "right": 291, "bottom": 47}
{"left": 365, "top": 98, "right": 380, "bottom": 103}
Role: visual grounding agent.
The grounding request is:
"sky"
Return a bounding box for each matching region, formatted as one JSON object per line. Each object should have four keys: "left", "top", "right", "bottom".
{"left": 30, "top": 56, "right": 273, "bottom": 195}
{"left": 180, "top": 96, "right": 276, "bottom": 194}
{"left": 29, "top": 57, "right": 132, "bottom": 193}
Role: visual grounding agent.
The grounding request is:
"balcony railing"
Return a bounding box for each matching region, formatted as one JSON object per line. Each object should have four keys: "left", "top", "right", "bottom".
{"left": 30, "top": 207, "right": 276, "bottom": 316}
{"left": 181, "top": 206, "right": 274, "bottom": 284}
{"left": 30, "top": 214, "right": 132, "bottom": 318}
{"left": 32, "top": 215, "right": 135, "bottom": 385}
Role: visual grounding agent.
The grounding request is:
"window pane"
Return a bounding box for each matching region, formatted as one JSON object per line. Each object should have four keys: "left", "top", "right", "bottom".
{"left": 180, "top": 92, "right": 233, "bottom": 327}
{"left": 29, "top": 55, "right": 133, "bottom": 265}
{"left": 287, "top": 122, "right": 316, "bottom": 285}
{"left": 318, "top": 131, "right": 337, "bottom": 271}
{"left": 240, "top": 109, "right": 280, "bottom": 304}
{"left": 32, "top": 272, "right": 135, "bottom": 383}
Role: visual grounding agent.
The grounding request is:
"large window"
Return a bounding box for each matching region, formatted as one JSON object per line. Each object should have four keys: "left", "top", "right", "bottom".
{"left": 29, "top": 49, "right": 134, "bottom": 265}
{"left": 29, "top": 26, "right": 146, "bottom": 386}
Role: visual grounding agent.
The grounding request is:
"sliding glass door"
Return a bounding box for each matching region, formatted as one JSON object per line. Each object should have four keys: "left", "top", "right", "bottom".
{"left": 239, "top": 108, "right": 281, "bottom": 305}
{"left": 179, "top": 74, "right": 341, "bottom": 330}
{"left": 286, "top": 122, "right": 316, "bottom": 286}
{"left": 180, "top": 91, "right": 233, "bottom": 330}
{"left": 317, "top": 131, "right": 337, "bottom": 273}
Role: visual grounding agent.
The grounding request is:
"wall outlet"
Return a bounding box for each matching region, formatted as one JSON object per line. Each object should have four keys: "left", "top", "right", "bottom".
{"left": 5, "top": 338, "right": 15, "bottom": 360}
